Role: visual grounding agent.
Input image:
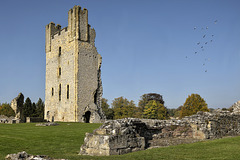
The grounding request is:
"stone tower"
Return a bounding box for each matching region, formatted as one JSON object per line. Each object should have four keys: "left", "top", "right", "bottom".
{"left": 45, "top": 5, "right": 105, "bottom": 123}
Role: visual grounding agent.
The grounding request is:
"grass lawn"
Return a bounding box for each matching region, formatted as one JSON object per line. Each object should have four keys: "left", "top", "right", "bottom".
{"left": 1, "top": 122, "right": 240, "bottom": 160}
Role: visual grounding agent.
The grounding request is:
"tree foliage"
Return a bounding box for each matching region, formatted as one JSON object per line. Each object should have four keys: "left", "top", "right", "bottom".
{"left": 101, "top": 98, "right": 114, "bottom": 120}
{"left": 35, "top": 98, "right": 44, "bottom": 118}
{"left": 0, "top": 103, "right": 15, "bottom": 117}
{"left": 23, "top": 97, "right": 34, "bottom": 118}
{"left": 23, "top": 97, "right": 45, "bottom": 118}
{"left": 112, "top": 97, "right": 137, "bottom": 119}
{"left": 138, "top": 93, "right": 164, "bottom": 113}
{"left": 180, "top": 94, "right": 209, "bottom": 118}
{"left": 143, "top": 100, "right": 169, "bottom": 119}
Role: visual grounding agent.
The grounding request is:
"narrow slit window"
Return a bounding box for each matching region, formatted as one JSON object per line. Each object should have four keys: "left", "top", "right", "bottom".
{"left": 59, "top": 47, "right": 61, "bottom": 56}
{"left": 52, "top": 88, "right": 54, "bottom": 96}
{"left": 59, "top": 84, "right": 61, "bottom": 101}
{"left": 67, "top": 85, "right": 69, "bottom": 99}
{"left": 59, "top": 67, "right": 61, "bottom": 76}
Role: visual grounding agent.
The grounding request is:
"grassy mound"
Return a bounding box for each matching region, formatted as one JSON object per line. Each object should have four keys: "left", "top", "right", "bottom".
{"left": 1, "top": 122, "right": 240, "bottom": 160}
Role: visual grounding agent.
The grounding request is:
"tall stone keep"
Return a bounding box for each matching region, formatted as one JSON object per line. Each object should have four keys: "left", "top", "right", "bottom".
{"left": 45, "top": 5, "right": 105, "bottom": 123}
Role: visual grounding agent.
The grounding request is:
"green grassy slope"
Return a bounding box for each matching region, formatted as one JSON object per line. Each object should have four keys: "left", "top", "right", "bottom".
{"left": 0, "top": 123, "right": 240, "bottom": 160}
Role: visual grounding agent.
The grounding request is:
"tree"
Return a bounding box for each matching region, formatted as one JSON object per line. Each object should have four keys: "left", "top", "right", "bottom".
{"left": 23, "top": 97, "right": 35, "bottom": 118}
{"left": 112, "top": 97, "right": 137, "bottom": 119}
{"left": 138, "top": 93, "right": 165, "bottom": 117}
{"left": 180, "top": 94, "right": 209, "bottom": 118}
{"left": 101, "top": 98, "right": 114, "bottom": 120}
{"left": 0, "top": 103, "right": 15, "bottom": 117}
{"left": 143, "top": 100, "right": 169, "bottom": 119}
{"left": 36, "top": 98, "right": 44, "bottom": 118}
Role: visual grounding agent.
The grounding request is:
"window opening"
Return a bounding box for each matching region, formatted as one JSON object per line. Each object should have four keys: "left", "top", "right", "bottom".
{"left": 67, "top": 85, "right": 69, "bottom": 99}
{"left": 52, "top": 88, "right": 54, "bottom": 96}
{"left": 59, "top": 67, "right": 61, "bottom": 76}
{"left": 59, "top": 47, "right": 61, "bottom": 56}
{"left": 59, "top": 84, "right": 61, "bottom": 101}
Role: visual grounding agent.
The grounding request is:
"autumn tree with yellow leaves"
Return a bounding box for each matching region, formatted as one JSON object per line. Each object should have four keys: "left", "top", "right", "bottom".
{"left": 143, "top": 100, "right": 169, "bottom": 119}
{"left": 180, "top": 93, "right": 209, "bottom": 118}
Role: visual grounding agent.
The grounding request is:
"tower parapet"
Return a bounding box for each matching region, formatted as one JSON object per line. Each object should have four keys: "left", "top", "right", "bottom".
{"left": 68, "top": 6, "right": 89, "bottom": 41}
{"left": 45, "top": 22, "right": 62, "bottom": 53}
{"left": 45, "top": 6, "right": 92, "bottom": 53}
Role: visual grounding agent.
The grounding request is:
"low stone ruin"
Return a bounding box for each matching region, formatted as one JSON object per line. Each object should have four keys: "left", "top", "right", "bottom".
{"left": 5, "top": 151, "right": 67, "bottom": 160}
{"left": 80, "top": 110, "right": 240, "bottom": 156}
{"left": 35, "top": 122, "right": 59, "bottom": 126}
{"left": 229, "top": 100, "right": 240, "bottom": 113}
{"left": 0, "top": 115, "right": 20, "bottom": 124}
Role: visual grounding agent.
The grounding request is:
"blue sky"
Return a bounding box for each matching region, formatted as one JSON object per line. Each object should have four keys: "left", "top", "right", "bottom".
{"left": 0, "top": 0, "right": 240, "bottom": 109}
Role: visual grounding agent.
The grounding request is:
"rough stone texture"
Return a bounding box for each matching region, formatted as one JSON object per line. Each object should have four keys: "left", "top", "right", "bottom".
{"left": 80, "top": 111, "right": 240, "bottom": 156}
{"left": 10, "top": 93, "right": 24, "bottom": 122}
{"left": 5, "top": 151, "right": 67, "bottom": 160}
{"left": 0, "top": 115, "right": 20, "bottom": 124}
{"left": 45, "top": 5, "right": 105, "bottom": 122}
{"left": 230, "top": 100, "right": 240, "bottom": 113}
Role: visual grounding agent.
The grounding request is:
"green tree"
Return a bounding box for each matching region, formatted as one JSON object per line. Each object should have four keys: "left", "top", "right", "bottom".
{"left": 138, "top": 93, "right": 165, "bottom": 118}
{"left": 112, "top": 97, "right": 137, "bottom": 119}
{"left": 0, "top": 103, "right": 15, "bottom": 117}
{"left": 101, "top": 98, "right": 114, "bottom": 120}
{"left": 143, "top": 100, "right": 169, "bottom": 119}
{"left": 23, "top": 97, "right": 34, "bottom": 118}
{"left": 36, "top": 98, "right": 44, "bottom": 118}
{"left": 180, "top": 94, "right": 209, "bottom": 118}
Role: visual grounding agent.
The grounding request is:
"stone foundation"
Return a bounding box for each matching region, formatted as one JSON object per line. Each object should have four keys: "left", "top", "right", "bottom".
{"left": 80, "top": 111, "right": 240, "bottom": 156}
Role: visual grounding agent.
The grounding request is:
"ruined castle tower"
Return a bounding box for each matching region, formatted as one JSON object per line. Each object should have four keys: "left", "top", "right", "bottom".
{"left": 45, "top": 6, "right": 105, "bottom": 123}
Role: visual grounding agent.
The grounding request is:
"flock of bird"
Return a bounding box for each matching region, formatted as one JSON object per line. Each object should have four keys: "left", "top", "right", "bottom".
{"left": 186, "top": 20, "right": 218, "bottom": 73}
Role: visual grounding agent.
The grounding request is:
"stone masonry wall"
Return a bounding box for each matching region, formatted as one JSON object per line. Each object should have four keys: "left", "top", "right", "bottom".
{"left": 80, "top": 111, "right": 240, "bottom": 156}
{"left": 45, "top": 5, "right": 105, "bottom": 122}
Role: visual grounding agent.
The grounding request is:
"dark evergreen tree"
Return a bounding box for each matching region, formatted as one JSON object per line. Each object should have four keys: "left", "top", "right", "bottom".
{"left": 36, "top": 98, "right": 44, "bottom": 118}
{"left": 23, "top": 97, "right": 33, "bottom": 118}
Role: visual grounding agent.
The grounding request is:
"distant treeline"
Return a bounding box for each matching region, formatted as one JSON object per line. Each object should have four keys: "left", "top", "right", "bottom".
{"left": 102, "top": 93, "right": 210, "bottom": 120}
{"left": 0, "top": 98, "right": 44, "bottom": 118}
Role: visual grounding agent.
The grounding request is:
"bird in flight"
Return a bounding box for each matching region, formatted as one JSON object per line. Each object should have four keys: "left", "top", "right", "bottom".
{"left": 206, "top": 27, "right": 208, "bottom": 29}
{"left": 214, "top": 20, "right": 218, "bottom": 24}
{"left": 194, "top": 27, "right": 197, "bottom": 30}
{"left": 203, "top": 35, "right": 206, "bottom": 38}
{"left": 205, "top": 70, "right": 207, "bottom": 72}
{"left": 205, "top": 42, "right": 208, "bottom": 44}
{"left": 195, "top": 52, "right": 197, "bottom": 54}
{"left": 197, "top": 42, "right": 200, "bottom": 45}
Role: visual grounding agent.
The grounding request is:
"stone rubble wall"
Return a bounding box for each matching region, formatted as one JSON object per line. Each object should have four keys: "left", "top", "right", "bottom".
{"left": 0, "top": 115, "right": 20, "bottom": 124}
{"left": 79, "top": 111, "right": 240, "bottom": 156}
{"left": 5, "top": 151, "right": 67, "bottom": 160}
